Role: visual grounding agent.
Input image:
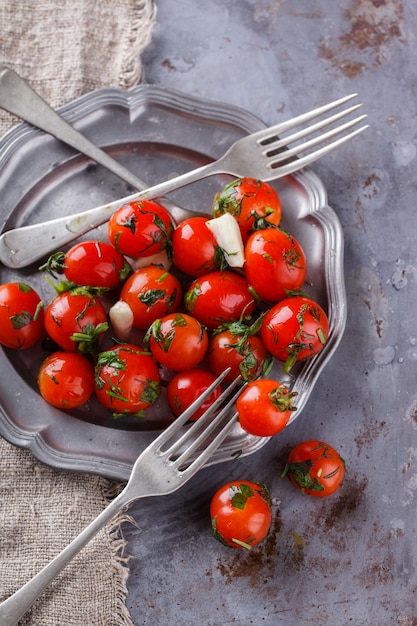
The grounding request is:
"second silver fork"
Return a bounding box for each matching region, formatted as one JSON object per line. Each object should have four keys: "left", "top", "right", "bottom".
{"left": 0, "top": 91, "right": 368, "bottom": 268}
{"left": 0, "top": 369, "right": 244, "bottom": 626}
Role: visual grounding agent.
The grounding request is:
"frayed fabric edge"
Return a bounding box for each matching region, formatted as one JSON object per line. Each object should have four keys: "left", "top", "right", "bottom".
{"left": 104, "top": 479, "right": 138, "bottom": 626}
{"left": 119, "top": 0, "right": 158, "bottom": 89}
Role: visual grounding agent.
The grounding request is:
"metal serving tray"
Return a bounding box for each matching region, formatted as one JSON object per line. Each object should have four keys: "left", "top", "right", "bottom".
{"left": 0, "top": 85, "right": 346, "bottom": 480}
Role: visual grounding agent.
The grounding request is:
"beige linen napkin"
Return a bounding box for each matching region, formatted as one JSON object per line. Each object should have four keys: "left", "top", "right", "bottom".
{"left": 0, "top": 1, "right": 155, "bottom": 624}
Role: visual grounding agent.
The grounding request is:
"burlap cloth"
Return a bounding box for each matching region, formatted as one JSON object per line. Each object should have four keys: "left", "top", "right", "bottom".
{"left": 0, "top": 2, "right": 156, "bottom": 624}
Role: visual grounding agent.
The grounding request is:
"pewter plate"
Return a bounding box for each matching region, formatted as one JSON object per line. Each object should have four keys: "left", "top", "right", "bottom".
{"left": 0, "top": 86, "right": 346, "bottom": 481}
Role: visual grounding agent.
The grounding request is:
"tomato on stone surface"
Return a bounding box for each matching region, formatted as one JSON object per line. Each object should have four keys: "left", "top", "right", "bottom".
{"left": 119, "top": 265, "right": 182, "bottom": 330}
{"left": 208, "top": 327, "right": 269, "bottom": 383}
{"left": 108, "top": 200, "right": 173, "bottom": 259}
{"left": 39, "top": 240, "right": 130, "bottom": 289}
{"left": 146, "top": 312, "right": 209, "bottom": 371}
{"left": 184, "top": 271, "right": 256, "bottom": 330}
{"left": 282, "top": 440, "right": 345, "bottom": 497}
{"left": 0, "top": 282, "right": 44, "bottom": 349}
{"left": 94, "top": 343, "right": 160, "bottom": 417}
{"left": 166, "top": 368, "right": 222, "bottom": 421}
{"left": 244, "top": 227, "right": 307, "bottom": 303}
{"left": 210, "top": 480, "right": 272, "bottom": 550}
{"left": 212, "top": 177, "right": 282, "bottom": 243}
{"left": 172, "top": 216, "right": 226, "bottom": 277}
{"left": 261, "top": 295, "right": 329, "bottom": 373}
{"left": 38, "top": 351, "right": 95, "bottom": 409}
{"left": 44, "top": 289, "right": 108, "bottom": 353}
{"left": 236, "top": 378, "right": 297, "bottom": 437}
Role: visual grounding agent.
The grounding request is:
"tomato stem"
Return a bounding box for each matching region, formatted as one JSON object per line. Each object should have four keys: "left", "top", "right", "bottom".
{"left": 231, "top": 538, "right": 253, "bottom": 550}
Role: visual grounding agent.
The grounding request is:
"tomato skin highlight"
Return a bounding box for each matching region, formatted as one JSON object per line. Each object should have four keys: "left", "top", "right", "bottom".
{"left": 44, "top": 290, "right": 108, "bottom": 353}
{"left": 261, "top": 295, "right": 329, "bottom": 373}
{"left": 282, "top": 440, "right": 345, "bottom": 497}
{"left": 0, "top": 282, "right": 44, "bottom": 349}
{"left": 120, "top": 265, "right": 182, "bottom": 329}
{"left": 146, "top": 312, "right": 209, "bottom": 371}
{"left": 184, "top": 271, "right": 255, "bottom": 330}
{"left": 208, "top": 330, "right": 268, "bottom": 383}
{"left": 40, "top": 240, "right": 130, "bottom": 288}
{"left": 94, "top": 343, "right": 160, "bottom": 416}
{"left": 172, "top": 216, "right": 224, "bottom": 277}
{"left": 244, "top": 228, "right": 307, "bottom": 303}
{"left": 108, "top": 200, "right": 173, "bottom": 259}
{"left": 212, "top": 177, "right": 282, "bottom": 243}
{"left": 166, "top": 368, "right": 222, "bottom": 421}
{"left": 38, "top": 351, "right": 95, "bottom": 409}
{"left": 236, "top": 378, "right": 297, "bottom": 437}
{"left": 210, "top": 480, "right": 272, "bottom": 549}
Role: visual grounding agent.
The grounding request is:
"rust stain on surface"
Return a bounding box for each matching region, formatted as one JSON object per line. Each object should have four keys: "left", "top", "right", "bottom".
{"left": 354, "top": 413, "right": 388, "bottom": 454}
{"left": 215, "top": 507, "right": 282, "bottom": 585}
{"left": 319, "top": 0, "right": 406, "bottom": 78}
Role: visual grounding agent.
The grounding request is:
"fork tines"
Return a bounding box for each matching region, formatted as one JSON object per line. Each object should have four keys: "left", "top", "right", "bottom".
{"left": 257, "top": 93, "right": 368, "bottom": 171}
{"left": 161, "top": 374, "right": 245, "bottom": 475}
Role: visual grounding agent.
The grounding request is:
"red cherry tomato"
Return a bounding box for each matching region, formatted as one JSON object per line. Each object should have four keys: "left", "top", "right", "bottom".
{"left": 166, "top": 368, "right": 222, "bottom": 421}
{"left": 208, "top": 330, "right": 268, "bottom": 382}
{"left": 210, "top": 480, "right": 272, "bottom": 550}
{"left": 212, "top": 177, "right": 282, "bottom": 243}
{"left": 40, "top": 240, "right": 130, "bottom": 288}
{"left": 282, "top": 440, "right": 345, "bottom": 497}
{"left": 38, "top": 351, "right": 95, "bottom": 409}
{"left": 236, "top": 378, "right": 297, "bottom": 436}
{"left": 244, "top": 228, "right": 307, "bottom": 303}
{"left": 94, "top": 344, "right": 160, "bottom": 416}
{"left": 0, "top": 282, "right": 44, "bottom": 349}
{"left": 184, "top": 271, "right": 255, "bottom": 330}
{"left": 261, "top": 295, "right": 329, "bottom": 373}
{"left": 120, "top": 265, "right": 182, "bottom": 329}
{"left": 146, "top": 312, "right": 209, "bottom": 371}
{"left": 108, "top": 200, "right": 173, "bottom": 259}
{"left": 172, "top": 216, "right": 225, "bottom": 277}
{"left": 44, "top": 289, "right": 108, "bottom": 353}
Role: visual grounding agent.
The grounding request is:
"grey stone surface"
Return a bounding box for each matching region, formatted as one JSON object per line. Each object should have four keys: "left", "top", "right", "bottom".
{"left": 124, "top": 2, "right": 417, "bottom": 624}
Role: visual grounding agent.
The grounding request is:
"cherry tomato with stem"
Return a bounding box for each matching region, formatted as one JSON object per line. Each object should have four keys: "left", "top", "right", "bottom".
{"left": 244, "top": 227, "right": 307, "bottom": 303}
{"left": 44, "top": 288, "right": 108, "bottom": 353}
{"left": 208, "top": 315, "right": 271, "bottom": 383}
{"left": 145, "top": 312, "right": 209, "bottom": 371}
{"left": 166, "top": 368, "right": 222, "bottom": 421}
{"left": 282, "top": 440, "right": 345, "bottom": 497}
{"left": 261, "top": 295, "right": 329, "bottom": 373}
{"left": 38, "top": 351, "right": 95, "bottom": 409}
{"left": 108, "top": 200, "right": 173, "bottom": 259}
{"left": 210, "top": 480, "right": 273, "bottom": 550}
{"left": 120, "top": 265, "right": 182, "bottom": 329}
{"left": 172, "top": 216, "right": 226, "bottom": 277}
{"left": 184, "top": 271, "right": 256, "bottom": 330}
{"left": 39, "top": 240, "right": 131, "bottom": 289}
{"left": 0, "top": 282, "right": 44, "bottom": 349}
{"left": 212, "top": 177, "right": 282, "bottom": 243}
{"left": 236, "top": 378, "right": 297, "bottom": 437}
{"left": 94, "top": 343, "right": 160, "bottom": 417}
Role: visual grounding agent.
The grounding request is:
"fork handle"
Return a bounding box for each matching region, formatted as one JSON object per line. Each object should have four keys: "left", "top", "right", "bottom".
{"left": 0, "top": 67, "right": 151, "bottom": 192}
{"left": 0, "top": 155, "right": 223, "bottom": 268}
{"left": 0, "top": 488, "right": 133, "bottom": 626}
{"left": 0, "top": 67, "right": 194, "bottom": 230}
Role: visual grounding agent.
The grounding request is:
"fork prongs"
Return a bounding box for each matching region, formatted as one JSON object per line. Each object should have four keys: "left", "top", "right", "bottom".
{"left": 163, "top": 376, "right": 246, "bottom": 476}
{"left": 254, "top": 93, "right": 360, "bottom": 142}
{"left": 153, "top": 367, "right": 232, "bottom": 451}
{"left": 267, "top": 122, "right": 368, "bottom": 178}
{"left": 254, "top": 93, "right": 369, "bottom": 178}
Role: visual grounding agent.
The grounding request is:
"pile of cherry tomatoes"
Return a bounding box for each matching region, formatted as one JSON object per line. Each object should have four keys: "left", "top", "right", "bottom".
{"left": 0, "top": 176, "right": 345, "bottom": 549}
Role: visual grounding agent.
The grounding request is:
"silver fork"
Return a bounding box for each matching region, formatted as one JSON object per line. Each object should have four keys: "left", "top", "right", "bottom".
{"left": 0, "top": 66, "right": 192, "bottom": 226}
{"left": 0, "top": 369, "right": 243, "bottom": 626}
{"left": 0, "top": 93, "right": 368, "bottom": 269}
